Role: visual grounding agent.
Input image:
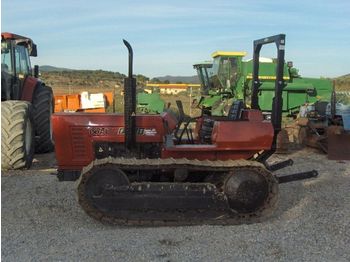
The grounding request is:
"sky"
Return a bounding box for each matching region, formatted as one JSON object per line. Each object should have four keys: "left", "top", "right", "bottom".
{"left": 1, "top": 0, "right": 349, "bottom": 78}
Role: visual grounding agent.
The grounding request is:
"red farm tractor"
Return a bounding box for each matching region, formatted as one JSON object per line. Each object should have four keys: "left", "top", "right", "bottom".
{"left": 53, "top": 34, "right": 318, "bottom": 225}
{"left": 1, "top": 32, "right": 54, "bottom": 169}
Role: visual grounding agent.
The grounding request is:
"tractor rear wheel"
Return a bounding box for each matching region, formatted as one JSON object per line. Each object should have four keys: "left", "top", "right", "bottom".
{"left": 32, "top": 84, "right": 54, "bottom": 153}
{"left": 1, "top": 101, "right": 34, "bottom": 169}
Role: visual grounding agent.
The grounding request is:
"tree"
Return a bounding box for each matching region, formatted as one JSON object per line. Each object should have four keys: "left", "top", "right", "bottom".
{"left": 150, "top": 78, "right": 161, "bottom": 83}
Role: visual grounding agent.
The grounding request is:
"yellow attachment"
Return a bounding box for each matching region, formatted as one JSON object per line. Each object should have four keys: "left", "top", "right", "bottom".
{"left": 246, "top": 74, "right": 290, "bottom": 80}
{"left": 146, "top": 83, "right": 201, "bottom": 88}
{"left": 211, "top": 51, "right": 247, "bottom": 58}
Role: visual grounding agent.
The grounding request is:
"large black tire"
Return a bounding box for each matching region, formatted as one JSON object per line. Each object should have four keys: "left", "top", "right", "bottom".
{"left": 1, "top": 101, "right": 35, "bottom": 169}
{"left": 32, "top": 84, "right": 54, "bottom": 153}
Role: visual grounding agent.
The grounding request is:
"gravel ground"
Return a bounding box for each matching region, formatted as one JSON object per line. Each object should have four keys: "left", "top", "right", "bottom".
{"left": 2, "top": 148, "right": 350, "bottom": 262}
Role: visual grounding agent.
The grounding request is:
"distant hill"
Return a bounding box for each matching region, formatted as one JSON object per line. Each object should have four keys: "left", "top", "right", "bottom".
{"left": 39, "top": 65, "right": 349, "bottom": 91}
{"left": 40, "top": 66, "right": 200, "bottom": 84}
{"left": 154, "top": 75, "right": 200, "bottom": 84}
{"left": 338, "top": 74, "right": 350, "bottom": 78}
{"left": 40, "top": 67, "right": 144, "bottom": 95}
{"left": 335, "top": 74, "right": 350, "bottom": 91}
{"left": 40, "top": 65, "right": 75, "bottom": 72}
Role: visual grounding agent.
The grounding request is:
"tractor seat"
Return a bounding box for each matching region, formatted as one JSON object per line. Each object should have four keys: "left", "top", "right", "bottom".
{"left": 227, "top": 100, "right": 244, "bottom": 120}
{"left": 174, "top": 100, "right": 196, "bottom": 144}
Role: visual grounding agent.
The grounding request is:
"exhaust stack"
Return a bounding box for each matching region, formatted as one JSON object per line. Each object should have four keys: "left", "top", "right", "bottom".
{"left": 123, "top": 39, "right": 137, "bottom": 151}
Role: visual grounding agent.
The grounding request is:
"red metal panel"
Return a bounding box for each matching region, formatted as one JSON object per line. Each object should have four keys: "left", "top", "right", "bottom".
{"left": 211, "top": 121, "right": 273, "bottom": 150}
{"left": 53, "top": 113, "right": 169, "bottom": 169}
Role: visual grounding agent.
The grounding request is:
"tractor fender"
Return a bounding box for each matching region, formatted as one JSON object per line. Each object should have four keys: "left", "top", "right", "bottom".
{"left": 21, "top": 76, "right": 40, "bottom": 102}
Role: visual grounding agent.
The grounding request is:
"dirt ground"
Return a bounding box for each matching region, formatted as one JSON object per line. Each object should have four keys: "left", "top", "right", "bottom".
{"left": 1, "top": 148, "right": 350, "bottom": 261}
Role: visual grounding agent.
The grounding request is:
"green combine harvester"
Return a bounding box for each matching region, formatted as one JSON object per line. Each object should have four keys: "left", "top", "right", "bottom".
{"left": 136, "top": 92, "right": 165, "bottom": 114}
{"left": 193, "top": 51, "right": 332, "bottom": 117}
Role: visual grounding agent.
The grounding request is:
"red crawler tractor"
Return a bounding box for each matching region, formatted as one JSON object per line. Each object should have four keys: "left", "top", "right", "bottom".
{"left": 53, "top": 34, "right": 317, "bottom": 225}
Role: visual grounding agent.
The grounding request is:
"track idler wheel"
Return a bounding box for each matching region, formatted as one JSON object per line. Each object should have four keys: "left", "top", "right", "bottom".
{"left": 82, "top": 165, "right": 130, "bottom": 213}
{"left": 223, "top": 168, "right": 278, "bottom": 214}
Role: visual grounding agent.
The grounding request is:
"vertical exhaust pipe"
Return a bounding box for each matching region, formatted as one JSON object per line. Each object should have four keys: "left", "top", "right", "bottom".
{"left": 123, "top": 39, "right": 137, "bottom": 151}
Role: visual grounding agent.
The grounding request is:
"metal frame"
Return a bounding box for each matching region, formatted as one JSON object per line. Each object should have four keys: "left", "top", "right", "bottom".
{"left": 251, "top": 34, "right": 286, "bottom": 162}
{"left": 250, "top": 35, "right": 318, "bottom": 181}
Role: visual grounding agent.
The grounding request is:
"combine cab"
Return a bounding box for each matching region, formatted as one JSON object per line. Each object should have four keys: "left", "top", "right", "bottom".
{"left": 1, "top": 32, "right": 54, "bottom": 169}
{"left": 53, "top": 35, "right": 318, "bottom": 225}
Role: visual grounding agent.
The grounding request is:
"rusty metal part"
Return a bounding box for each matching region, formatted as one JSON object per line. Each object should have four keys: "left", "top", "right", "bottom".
{"left": 77, "top": 157, "right": 279, "bottom": 226}
{"left": 297, "top": 126, "right": 308, "bottom": 145}
{"left": 304, "top": 133, "right": 328, "bottom": 153}
{"left": 327, "top": 126, "right": 350, "bottom": 160}
{"left": 276, "top": 129, "right": 290, "bottom": 153}
{"left": 295, "top": 122, "right": 349, "bottom": 159}
{"left": 297, "top": 117, "right": 309, "bottom": 127}
{"left": 295, "top": 121, "right": 328, "bottom": 153}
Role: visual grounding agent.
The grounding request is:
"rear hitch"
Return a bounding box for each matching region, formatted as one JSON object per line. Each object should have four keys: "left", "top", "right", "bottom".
{"left": 276, "top": 170, "right": 318, "bottom": 184}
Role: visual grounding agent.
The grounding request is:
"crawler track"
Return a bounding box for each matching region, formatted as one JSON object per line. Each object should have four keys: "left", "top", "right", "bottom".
{"left": 77, "top": 157, "right": 279, "bottom": 226}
